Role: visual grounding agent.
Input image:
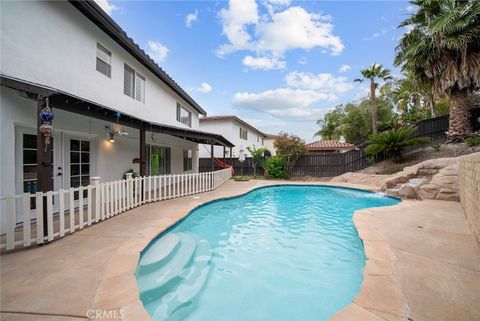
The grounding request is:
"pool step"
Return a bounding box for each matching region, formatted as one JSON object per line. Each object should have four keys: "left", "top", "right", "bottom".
{"left": 138, "top": 233, "right": 197, "bottom": 304}
{"left": 137, "top": 233, "right": 181, "bottom": 276}
{"left": 150, "top": 238, "right": 213, "bottom": 320}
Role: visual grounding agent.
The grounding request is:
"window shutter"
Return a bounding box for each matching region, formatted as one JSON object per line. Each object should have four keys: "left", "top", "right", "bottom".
{"left": 135, "top": 73, "right": 145, "bottom": 103}
{"left": 124, "top": 65, "right": 135, "bottom": 98}
{"left": 96, "top": 43, "right": 111, "bottom": 77}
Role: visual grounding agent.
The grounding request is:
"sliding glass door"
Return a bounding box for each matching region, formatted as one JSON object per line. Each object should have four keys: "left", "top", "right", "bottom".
{"left": 148, "top": 145, "right": 171, "bottom": 175}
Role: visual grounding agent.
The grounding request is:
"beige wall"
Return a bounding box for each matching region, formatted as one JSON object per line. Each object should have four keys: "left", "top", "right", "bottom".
{"left": 459, "top": 152, "right": 480, "bottom": 246}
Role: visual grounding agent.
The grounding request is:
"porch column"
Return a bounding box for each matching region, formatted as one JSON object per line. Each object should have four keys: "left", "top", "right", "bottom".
{"left": 37, "top": 96, "right": 53, "bottom": 239}
{"left": 229, "top": 147, "right": 233, "bottom": 166}
{"left": 223, "top": 146, "right": 226, "bottom": 164}
{"left": 210, "top": 142, "right": 214, "bottom": 171}
{"left": 139, "top": 127, "right": 146, "bottom": 177}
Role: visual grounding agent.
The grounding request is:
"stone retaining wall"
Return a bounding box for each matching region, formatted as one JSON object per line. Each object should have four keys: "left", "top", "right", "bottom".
{"left": 459, "top": 152, "right": 480, "bottom": 246}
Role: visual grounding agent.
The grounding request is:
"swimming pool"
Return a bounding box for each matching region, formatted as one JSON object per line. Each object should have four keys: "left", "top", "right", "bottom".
{"left": 136, "top": 185, "right": 400, "bottom": 321}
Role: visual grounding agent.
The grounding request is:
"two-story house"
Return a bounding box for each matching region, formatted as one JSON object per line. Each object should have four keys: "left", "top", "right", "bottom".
{"left": 198, "top": 115, "right": 267, "bottom": 158}
{"left": 0, "top": 0, "right": 233, "bottom": 222}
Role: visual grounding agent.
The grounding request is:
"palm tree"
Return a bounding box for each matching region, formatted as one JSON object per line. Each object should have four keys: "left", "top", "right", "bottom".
{"left": 365, "top": 126, "right": 429, "bottom": 163}
{"left": 395, "top": 0, "right": 480, "bottom": 142}
{"left": 354, "top": 64, "right": 393, "bottom": 134}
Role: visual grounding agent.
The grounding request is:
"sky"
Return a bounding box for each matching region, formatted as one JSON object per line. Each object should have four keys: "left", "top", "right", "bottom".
{"left": 95, "top": 0, "right": 414, "bottom": 143}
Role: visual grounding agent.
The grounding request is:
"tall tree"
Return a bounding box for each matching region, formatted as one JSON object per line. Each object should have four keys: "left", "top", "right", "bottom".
{"left": 395, "top": 0, "right": 480, "bottom": 142}
{"left": 354, "top": 63, "right": 393, "bottom": 134}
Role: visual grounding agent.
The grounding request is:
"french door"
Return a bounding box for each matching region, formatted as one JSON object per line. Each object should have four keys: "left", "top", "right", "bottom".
{"left": 17, "top": 128, "right": 94, "bottom": 223}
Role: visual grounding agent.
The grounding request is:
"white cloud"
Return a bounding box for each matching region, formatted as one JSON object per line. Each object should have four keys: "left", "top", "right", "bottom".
{"left": 185, "top": 10, "right": 198, "bottom": 28}
{"left": 242, "top": 55, "right": 286, "bottom": 70}
{"left": 94, "top": 0, "right": 118, "bottom": 15}
{"left": 285, "top": 72, "right": 353, "bottom": 93}
{"left": 363, "top": 28, "right": 388, "bottom": 41}
{"left": 217, "top": 0, "right": 259, "bottom": 56}
{"left": 217, "top": 1, "right": 343, "bottom": 58}
{"left": 233, "top": 88, "right": 336, "bottom": 119}
{"left": 196, "top": 82, "right": 213, "bottom": 93}
{"left": 339, "top": 64, "right": 351, "bottom": 73}
{"left": 255, "top": 6, "right": 344, "bottom": 56}
{"left": 147, "top": 41, "right": 169, "bottom": 63}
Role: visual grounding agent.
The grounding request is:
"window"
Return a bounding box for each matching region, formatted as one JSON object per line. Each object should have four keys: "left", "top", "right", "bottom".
{"left": 96, "top": 43, "right": 111, "bottom": 77}
{"left": 183, "top": 149, "right": 193, "bottom": 171}
{"left": 239, "top": 127, "right": 248, "bottom": 140}
{"left": 124, "top": 64, "right": 145, "bottom": 103}
{"left": 176, "top": 103, "right": 192, "bottom": 127}
{"left": 257, "top": 136, "right": 260, "bottom": 143}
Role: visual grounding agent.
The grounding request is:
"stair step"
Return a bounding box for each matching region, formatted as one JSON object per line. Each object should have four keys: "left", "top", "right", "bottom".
{"left": 151, "top": 238, "right": 213, "bottom": 321}
{"left": 138, "top": 233, "right": 196, "bottom": 305}
{"left": 137, "top": 233, "right": 181, "bottom": 276}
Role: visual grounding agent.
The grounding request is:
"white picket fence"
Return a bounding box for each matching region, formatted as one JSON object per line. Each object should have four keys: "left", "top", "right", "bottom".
{"left": 0, "top": 168, "right": 232, "bottom": 251}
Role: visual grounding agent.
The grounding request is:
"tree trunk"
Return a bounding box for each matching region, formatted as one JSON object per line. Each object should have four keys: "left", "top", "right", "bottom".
{"left": 447, "top": 89, "right": 472, "bottom": 142}
{"left": 370, "top": 78, "right": 378, "bottom": 134}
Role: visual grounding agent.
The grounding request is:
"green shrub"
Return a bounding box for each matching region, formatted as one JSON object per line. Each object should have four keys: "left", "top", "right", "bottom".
{"left": 265, "top": 156, "right": 287, "bottom": 179}
{"left": 465, "top": 136, "right": 480, "bottom": 147}
{"left": 365, "top": 126, "right": 429, "bottom": 163}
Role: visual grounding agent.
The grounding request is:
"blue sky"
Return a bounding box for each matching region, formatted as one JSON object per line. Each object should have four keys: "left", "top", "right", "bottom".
{"left": 97, "top": 0, "right": 413, "bottom": 142}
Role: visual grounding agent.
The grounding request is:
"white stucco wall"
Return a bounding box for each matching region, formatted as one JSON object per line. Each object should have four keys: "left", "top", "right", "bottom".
{"left": 199, "top": 119, "right": 265, "bottom": 158}
{"left": 0, "top": 87, "right": 199, "bottom": 200}
{"left": 0, "top": 0, "right": 200, "bottom": 129}
{"left": 263, "top": 137, "right": 277, "bottom": 156}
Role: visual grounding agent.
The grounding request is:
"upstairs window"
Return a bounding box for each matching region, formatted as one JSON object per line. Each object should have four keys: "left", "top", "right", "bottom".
{"left": 124, "top": 64, "right": 145, "bottom": 103}
{"left": 176, "top": 103, "right": 192, "bottom": 127}
{"left": 183, "top": 149, "right": 193, "bottom": 171}
{"left": 240, "top": 127, "right": 248, "bottom": 140}
{"left": 96, "top": 43, "right": 111, "bottom": 77}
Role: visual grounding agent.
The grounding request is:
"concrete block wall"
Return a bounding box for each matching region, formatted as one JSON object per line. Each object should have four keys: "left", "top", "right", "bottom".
{"left": 459, "top": 152, "right": 480, "bottom": 246}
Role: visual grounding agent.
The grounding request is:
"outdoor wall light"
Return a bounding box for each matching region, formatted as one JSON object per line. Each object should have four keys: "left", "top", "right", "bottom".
{"left": 108, "top": 133, "right": 115, "bottom": 143}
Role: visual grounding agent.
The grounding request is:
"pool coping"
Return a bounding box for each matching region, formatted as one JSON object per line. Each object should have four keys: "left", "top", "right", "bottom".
{"left": 93, "top": 181, "right": 407, "bottom": 321}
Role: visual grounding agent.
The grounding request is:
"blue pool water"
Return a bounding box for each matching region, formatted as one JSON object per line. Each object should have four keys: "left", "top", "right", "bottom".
{"left": 136, "top": 185, "right": 400, "bottom": 321}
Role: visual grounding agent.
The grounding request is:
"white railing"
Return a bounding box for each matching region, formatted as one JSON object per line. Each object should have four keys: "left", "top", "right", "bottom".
{"left": 0, "top": 168, "right": 231, "bottom": 251}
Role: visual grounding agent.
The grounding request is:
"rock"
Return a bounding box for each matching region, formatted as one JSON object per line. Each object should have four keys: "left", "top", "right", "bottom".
{"left": 396, "top": 185, "right": 420, "bottom": 200}
{"left": 381, "top": 157, "right": 460, "bottom": 202}
{"left": 331, "top": 172, "right": 388, "bottom": 188}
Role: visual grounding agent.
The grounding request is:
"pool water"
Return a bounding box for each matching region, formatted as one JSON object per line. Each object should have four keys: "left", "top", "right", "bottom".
{"left": 136, "top": 185, "right": 400, "bottom": 321}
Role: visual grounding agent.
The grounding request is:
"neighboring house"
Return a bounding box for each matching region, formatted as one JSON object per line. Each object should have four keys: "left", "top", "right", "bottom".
{"left": 263, "top": 134, "right": 280, "bottom": 156}
{"left": 306, "top": 139, "right": 355, "bottom": 153}
{"left": 0, "top": 0, "right": 233, "bottom": 223}
{"left": 199, "top": 116, "right": 266, "bottom": 158}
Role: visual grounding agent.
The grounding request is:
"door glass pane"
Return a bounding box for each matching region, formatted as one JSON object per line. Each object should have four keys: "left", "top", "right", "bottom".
{"left": 23, "top": 134, "right": 37, "bottom": 149}
{"left": 71, "top": 164, "right": 80, "bottom": 176}
{"left": 81, "top": 141, "right": 90, "bottom": 152}
{"left": 81, "top": 152, "right": 89, "bottom": 163}
{"left": 71, "top": 139, "right": 80, "bottom": 151}
{"left": 23, "top": 149, "right": 37, "bottom": 164}
{"left": 71, "top": 152, "right": 80, "bottom": 164}
{"left": 71, "top": 176, "right": 80, "bottom": 188}
{"left": 81, "top": 164, "right": 90, "bottom": 175}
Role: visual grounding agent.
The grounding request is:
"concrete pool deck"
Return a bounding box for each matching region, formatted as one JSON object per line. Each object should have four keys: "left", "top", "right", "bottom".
{"left": 1, "top": 180, "right": 479, "bottom": 321}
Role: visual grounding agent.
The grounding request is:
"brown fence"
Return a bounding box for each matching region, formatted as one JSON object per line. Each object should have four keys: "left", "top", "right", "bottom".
{"left": 200, "top": 106, "right": 480, "bottom": 177}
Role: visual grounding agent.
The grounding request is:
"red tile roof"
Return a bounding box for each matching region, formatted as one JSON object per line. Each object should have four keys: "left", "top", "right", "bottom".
{"left": 306, "top": 140, "right": 355, "bottom": 151}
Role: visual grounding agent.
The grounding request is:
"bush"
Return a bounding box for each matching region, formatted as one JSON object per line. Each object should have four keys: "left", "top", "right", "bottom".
{"left": 365, "top": 126, "right": 429, "bottom": 163}
{"left": 274, "top": 133, "right": 307, "bottom": 176}
{"left": 465, "top": 136, "right": 480, "bottom": 147}
{"left": 265, "top": 156, "right": 287, "bottom": 179}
